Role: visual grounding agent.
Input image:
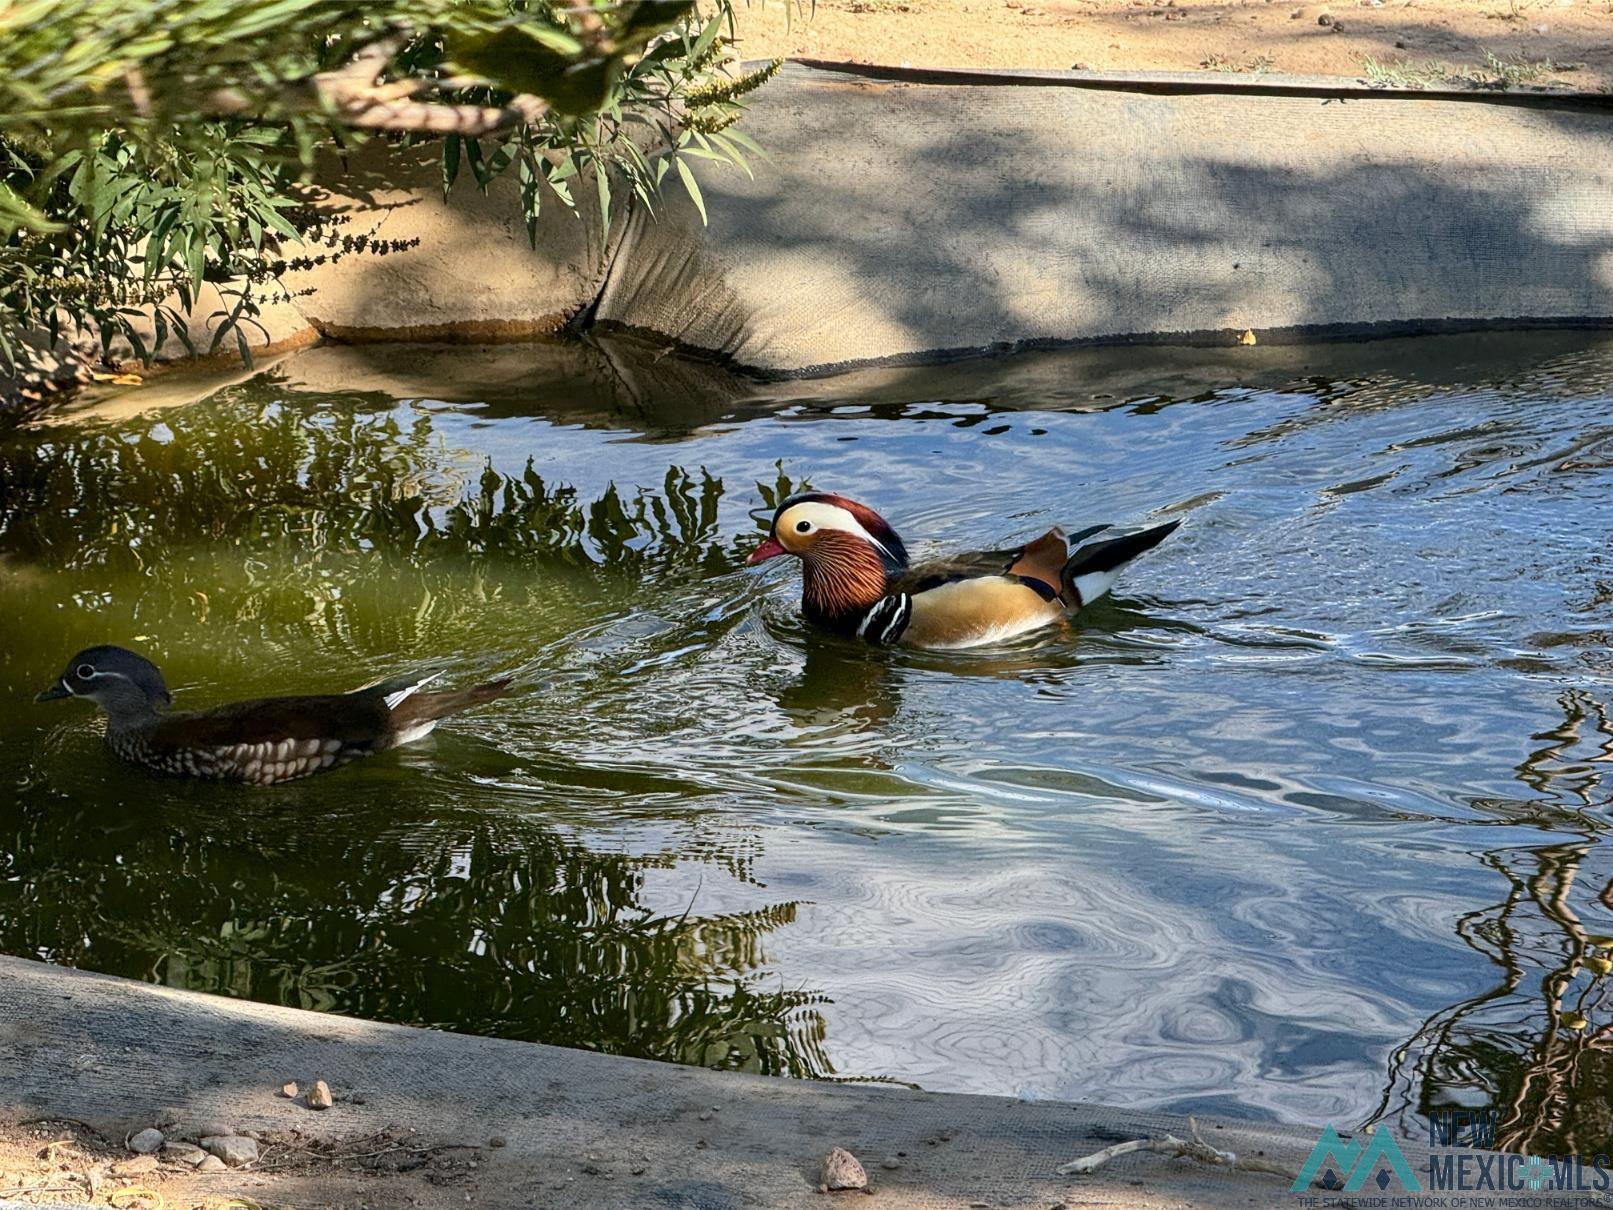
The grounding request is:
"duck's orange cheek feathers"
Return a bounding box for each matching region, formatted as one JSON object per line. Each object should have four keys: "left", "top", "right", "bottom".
{"left": 748, "top": 537, "right": 789, "bottom": 564}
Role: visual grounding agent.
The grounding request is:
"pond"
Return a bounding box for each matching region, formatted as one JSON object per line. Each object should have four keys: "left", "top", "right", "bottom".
{"left": 4, "top": 331, "right": 1613, "bottom": 1156}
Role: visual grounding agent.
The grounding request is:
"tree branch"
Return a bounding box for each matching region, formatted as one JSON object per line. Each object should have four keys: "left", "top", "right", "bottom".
{"left": 200, "top": 30, "right": 552, "bottom": 136}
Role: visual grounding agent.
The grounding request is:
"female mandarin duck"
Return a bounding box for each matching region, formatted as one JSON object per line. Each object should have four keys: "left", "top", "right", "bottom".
{"left": 36, "top": 645, "right": 510, "bottom": 785}
{"left": 747, "top": 492, "right": 1179, "bottom": 649}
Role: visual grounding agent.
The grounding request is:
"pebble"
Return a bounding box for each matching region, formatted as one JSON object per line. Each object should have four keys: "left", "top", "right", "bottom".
{"left": 197, "top": 1155, "right": 228, "bottom": 1173}
{"left": 128, "top": 1128, "right": 164, "bottom": 1154}
{"left": 281, "top": 1081, "right": 299, "bottom": 1099}
{"left": 201, "top": 1135, "right": 260, "bottom": 1167}
{"left": 162, "top": 1142, "right": 208, "bottom": 1166}
{"left": 881, "top": 1156, "right": 902, "bottom": 1170}
{"left": 698, "top": 1110, "right": 715, "bottom": 1122}
{"left": 112, "top": 1156, "right": 158, "bottom": 1177}
{"left": 822, "top": 1147, "right": 868, "bottom": 1192}
{"left": 1317, "top": 11, "right": 1334, "bottom": 22}
{"left": 193, "top": 1120, "right": 236, "bottom": 1140}
{"left": 490, "top": 1136, "right": 508, "bottom": 1148}
{"left": 307, "top": 1079, "right": 335, "bottom": 1110}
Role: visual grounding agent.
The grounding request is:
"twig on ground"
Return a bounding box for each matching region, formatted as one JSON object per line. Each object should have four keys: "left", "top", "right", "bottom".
{"left": 1057, "top": 1116, "right": 1302, "bottom": 1183}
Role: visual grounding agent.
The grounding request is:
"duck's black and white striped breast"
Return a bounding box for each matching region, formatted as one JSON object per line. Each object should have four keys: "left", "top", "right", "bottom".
{"left": 855, "top": 594, "right": 913, "bottom": 645}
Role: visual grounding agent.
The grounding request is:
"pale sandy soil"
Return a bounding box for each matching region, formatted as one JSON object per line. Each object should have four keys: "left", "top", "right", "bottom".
{"left": 0, "top": 1115, "right": 486, "bottom": 1210}
{"left": 736, "top": 0, "right": 1613, "bottom": 90}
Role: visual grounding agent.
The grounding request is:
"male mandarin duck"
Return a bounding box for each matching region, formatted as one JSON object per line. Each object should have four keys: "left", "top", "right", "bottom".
{"left": 36, "top": 645, "right": 510, "bottom": 785}
{"left": 747, "top": 492, "right": 1180, "bottom": 649}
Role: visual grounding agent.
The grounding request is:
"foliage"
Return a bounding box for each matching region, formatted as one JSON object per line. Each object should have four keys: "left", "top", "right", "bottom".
{"left": 1356, "top": 50, "right": 1572, "bottom": 91}
{"left": 0, "top": 0, "right": 780, "bottom": 377}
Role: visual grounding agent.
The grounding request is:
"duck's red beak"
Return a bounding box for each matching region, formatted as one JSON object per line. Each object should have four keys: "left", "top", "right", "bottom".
{"left": 747, "top": 536, "right": 788, "bottom": 565}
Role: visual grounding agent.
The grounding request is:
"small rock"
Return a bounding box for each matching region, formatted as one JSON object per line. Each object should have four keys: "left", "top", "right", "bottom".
{"left": 112, "top": 1156, "right": 158, "bottom": 1177}
{"left": 193, "top": 1120, "right": 236, "bottom": 1140}
{"left": 162, "top": 1142, "right": 207, "bottom": 1166}
{"left": 197, "top": 1154, "right": 228, "bottom": 1173}
{"left": 822, "top": 1147, "right": 868, "bottom": 1192}
{"left": 698, "top": 1110, "right": 715, "bottom": 1122}
{"left": 632, "top": 1166, "right": 647, "bottom": 1176}
{"left": 201, "top": 1135, "right": 260, "bottom": 1167}
{"left": 350, "top": 1093, "right": 368, "bottom": 1105}
{"left": 1317, "top": 10, "right": 1333, "bottom": 20}
{"left": 490, "top": 1136, "right": 508, "bottom": 1148}
{"left": 818, "top": 1184, "right": 830, "bottom": 1195}
{"left": 307, "top": 1079, "right": 334, "bottom": 1110}
{"left": 881, "top": 1156, "right": 902, "bottom": 1170}
{"left": 281, "top": 1081, "right": 299, "bottom": 1099}
{"left": 128, "top": 1128, "right": 164, "bottom": 1154}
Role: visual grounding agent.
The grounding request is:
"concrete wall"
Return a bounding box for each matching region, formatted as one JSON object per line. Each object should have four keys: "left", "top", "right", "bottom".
{"left": 32, "top": 61, "right": 1613, "bottom": 404}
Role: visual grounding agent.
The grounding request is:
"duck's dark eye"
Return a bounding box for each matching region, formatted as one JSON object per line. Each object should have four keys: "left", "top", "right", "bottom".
{"left": 795, "top": 520, "right": 812, "bottom": 534}
{"left": 74, "top": 663, "right": 94, "bottom": 679}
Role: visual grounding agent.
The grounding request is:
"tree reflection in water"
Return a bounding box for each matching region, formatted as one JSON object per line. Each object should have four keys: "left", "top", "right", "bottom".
{"left": 0, "top": 382, "right": 832, "bottom": 1081}
{"left": 1375, "top": 689, "right": 1613, "bottom": 1154}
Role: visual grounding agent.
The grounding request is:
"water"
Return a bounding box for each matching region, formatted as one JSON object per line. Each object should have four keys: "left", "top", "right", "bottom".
{"left": 4, "top": 332, "right": 1613, "bottom": 1154}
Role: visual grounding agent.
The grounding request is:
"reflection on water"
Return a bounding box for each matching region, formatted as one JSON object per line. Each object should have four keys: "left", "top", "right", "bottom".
{"left": 1375, "top": 689, "right": 1613, "bottom": 1153}
{"left": 5, "top": 332, "right": 1613, "bottom": 1151}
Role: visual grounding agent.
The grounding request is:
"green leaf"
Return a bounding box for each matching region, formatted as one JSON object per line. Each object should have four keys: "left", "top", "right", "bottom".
{"left": 463, "top": 136, "right": 490, "bottom": 190}
{"left": 450, "top": 25, "right": 619, "bottom": 115}
{"left": 615, "top": 0, "right": 696, "bottom": 41}
{"left": 690, "top": 11, "right": 724, "bottom": 65}
{"left": 442, "top": 133, "right": 462, "bottom": 196}
{"left": 674, "top": 155, "right": 706, "bottom": 224}
{"left": 593, "top": 159, "right": 612, "bottom": 236}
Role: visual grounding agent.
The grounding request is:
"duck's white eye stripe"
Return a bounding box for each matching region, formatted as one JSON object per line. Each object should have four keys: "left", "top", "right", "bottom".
{"left": 786, "top": 502, "right": 895, "bottom": 562}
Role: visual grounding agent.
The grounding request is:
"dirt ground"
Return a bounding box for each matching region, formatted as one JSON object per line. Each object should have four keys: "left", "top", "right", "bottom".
{"left": 0, "top": 1114, "right": 491, "bottom": 1210}
{"left": 737, "top": 0, "right": 1613, "bottom": 90}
